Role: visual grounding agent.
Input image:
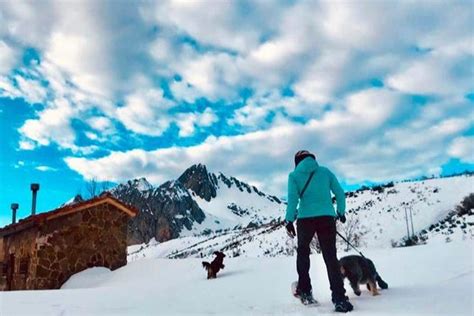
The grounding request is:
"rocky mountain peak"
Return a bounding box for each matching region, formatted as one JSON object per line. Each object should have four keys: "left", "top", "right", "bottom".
{"left": 178, "top": 163, "right": 218, "bottom": 202}
{"left": 130, "top": 177, "right": 153, "bottom": 191}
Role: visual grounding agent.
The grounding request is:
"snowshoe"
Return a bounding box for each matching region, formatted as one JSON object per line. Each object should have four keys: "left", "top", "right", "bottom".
{"left": 333, "top": 298, "right": 353, "bottom": 313}
{"left": 291, "top": 281, "right": 319, "bottom": 306}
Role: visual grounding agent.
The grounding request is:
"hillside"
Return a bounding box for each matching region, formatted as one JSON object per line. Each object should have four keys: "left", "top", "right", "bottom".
{"left": 128, "top": 174, "right": 474, "bottom": 259}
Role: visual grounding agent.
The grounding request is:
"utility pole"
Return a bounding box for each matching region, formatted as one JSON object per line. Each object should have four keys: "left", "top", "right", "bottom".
{"left": 404, "top": 206, "right": 411, "bottom": 240}
{"left": 409, "top": 206, "right": 415, "bottom": 238}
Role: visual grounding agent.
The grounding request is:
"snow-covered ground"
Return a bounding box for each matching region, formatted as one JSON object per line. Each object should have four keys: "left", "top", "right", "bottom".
{"left": 1, "top": 240, "right": 472, "bottom": 315}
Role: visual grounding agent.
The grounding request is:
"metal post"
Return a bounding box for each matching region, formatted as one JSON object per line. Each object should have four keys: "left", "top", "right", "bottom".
{"left": 409, "top": 206, "right": 415, "bottom": 238}
{"left": 404, "top": 207, "right": 411, "bottom": 239}
{"left": 11, "top": 203, "right": 19, "bottom": 224}
{"left": 31, "top": 183, "right": 40, "bottom": 215}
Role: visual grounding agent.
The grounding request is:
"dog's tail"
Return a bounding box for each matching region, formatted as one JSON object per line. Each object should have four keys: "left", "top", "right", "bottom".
{"left": 202, "top": 261, "right": 211, "bottom": 270}
{"left": 376, "top": 275, "right": 388, "bottom": 289}
{"left": 367, "top": 258, "right": 388, "bottom": 289}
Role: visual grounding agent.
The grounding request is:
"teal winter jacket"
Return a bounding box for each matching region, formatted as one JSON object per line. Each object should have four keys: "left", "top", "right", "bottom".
{"left": 285, "top": 157, "right": 346, "bottom": 222}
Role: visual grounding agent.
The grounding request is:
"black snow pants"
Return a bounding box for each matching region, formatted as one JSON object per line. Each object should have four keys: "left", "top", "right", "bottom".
{"left": 296, "top": 216, "right": 346, "bottom": 302}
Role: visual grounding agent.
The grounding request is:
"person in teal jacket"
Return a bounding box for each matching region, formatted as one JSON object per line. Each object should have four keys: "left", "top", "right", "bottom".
{"left": 285, "top": 150, "right": 353, "bottom": 313}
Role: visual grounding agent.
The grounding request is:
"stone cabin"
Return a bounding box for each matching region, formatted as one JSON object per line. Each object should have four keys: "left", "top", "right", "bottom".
{"left": 0, "top": 193, "right": 138, "bottom": 291}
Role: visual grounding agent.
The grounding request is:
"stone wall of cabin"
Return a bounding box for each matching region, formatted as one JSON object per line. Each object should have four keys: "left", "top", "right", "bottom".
{"left": 0, "top": 226, "right": 38, "bottom": 290}
{"left": 33, "top": 203, "right": 129, "bottom": 289}
{"left": 0, "top": 203, "right": 129, "bottom": 291}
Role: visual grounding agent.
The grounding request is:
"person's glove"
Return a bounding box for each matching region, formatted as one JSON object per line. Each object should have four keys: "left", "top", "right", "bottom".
{"left": 285, "top": 221, "right": 296, "bottom": 238}
{"left": 337, "top": 214, "right": 346, "bottom": 224}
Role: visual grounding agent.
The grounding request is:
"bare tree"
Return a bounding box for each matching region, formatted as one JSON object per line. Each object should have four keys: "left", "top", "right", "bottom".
{"left": 100, "top": 181, "right": 112, "bottom": 194}
{"left": 85, "top": 178, "right": 114, "bottom": 198}
{"left": 337, "top": 215, "right": 367, "bottom": 252}
{"left": 85, "top": 178, "right": 99, "bottom": 198}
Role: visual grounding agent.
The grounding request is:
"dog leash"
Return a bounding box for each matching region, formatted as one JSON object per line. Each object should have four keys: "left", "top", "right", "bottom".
{"left": 336, "top": 231, "right": 366, "bottom": 258}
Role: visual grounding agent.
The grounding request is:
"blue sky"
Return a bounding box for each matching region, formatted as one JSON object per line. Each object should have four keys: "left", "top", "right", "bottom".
{"left": 0, "top": 1, "right": 473, "bottom": 227}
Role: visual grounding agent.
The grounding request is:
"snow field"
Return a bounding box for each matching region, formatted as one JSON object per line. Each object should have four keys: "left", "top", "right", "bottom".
{"left": 1, "top": 240, "right": 472, "bottom": 315}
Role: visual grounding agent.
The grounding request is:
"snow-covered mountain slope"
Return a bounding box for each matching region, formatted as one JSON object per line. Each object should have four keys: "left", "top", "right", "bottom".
{"left": 128, "top": 174, "right": 474, "bottom": 259}
{"left": 341, "top": 174, "right": 473, "bottom": 247}
{"left": 417, "top": 193, "right": 474, "bottom": 244}
{"left": 110, "top": 164, "right": 285, "bottom": 244}
{"left": 3, "top": 241, "right": 473, "bottom": 315}
{"left": 179, "top": 164, "right": 285, "bottom": 235}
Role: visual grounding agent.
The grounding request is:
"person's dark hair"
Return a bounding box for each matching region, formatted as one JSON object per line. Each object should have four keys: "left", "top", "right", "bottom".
{"left": 294, "top": 150, "right": 315, "bottom": 167}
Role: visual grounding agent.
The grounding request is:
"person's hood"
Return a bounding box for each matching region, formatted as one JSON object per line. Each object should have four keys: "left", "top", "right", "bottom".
{"left": 294, "top": 156, "right": 319, "bottom": 173}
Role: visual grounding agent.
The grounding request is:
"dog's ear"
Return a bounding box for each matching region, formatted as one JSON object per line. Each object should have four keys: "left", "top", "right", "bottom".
{"left": 213, "top": 251, "right": 220, "bottom": 256}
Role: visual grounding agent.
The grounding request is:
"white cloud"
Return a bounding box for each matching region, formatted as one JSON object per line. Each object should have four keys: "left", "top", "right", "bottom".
{"left": 199, "top": 108, "right": 218, "bottom": 127}
{"left": 2, "top": 1, "right": 152, "bottom": 100}
{"left": 4, "top": 59, "right": 121, "bottom": 152}
{"left": 85, "top": 132, "right": 99, "bottom": 141}
{"left": 178, "top": 52, "right": 241, "bottom": 101}
{"left": 177, "top": 108, "right": 218, "bottom": 137}
{"left": 448, "top": 136, "right": 474, "bottom": 163}
{"left": 229, "top": 91, "right": 319, "bottom": 130}
{"left": 18, "top": 140, "right": 35, "bottom": 151}
{"left": 14, "top": 75, "right": 48, "bottom": 104}
{"left": 19, "top": 98, "right": 77, "bottom": 150}
{"left": 14, "top": 161, "right": 25, "bottom": 168}
{"left": 0, "top": 0, "right": 472, "bottom": 188}
{"left": 145, "top": 1, "right": 267, "bottom": 53}
{"left": 0, "top": 1, "right": 56, "bottom": 49}
{"left": 0, "top": 72, "right": 48, "bottom": 105}
{"left": 65, "top": 92, "right": 470, "bottom": 195}
{"left": 0, "top": 41, "right": 17, "bottom": 74}
{"left": 0, "top": 76, "right": 20, "bottom": 98}
{"left": 293, "top": 50, "right": 351, "bottom": 104}
{"left": 45, "top": 31, "right": 112, "bottom": 98}
{"left": 345, "top": 88, "right": 401, "bottom": 127}
{"left": 117, "top": 88, "right": 175, "bottom": 136}
{"left": 170, "top": 80, "right": 201, "bottom": 103}
{"left": 35, "top": 165, "right": 57, "bottom": 172}
{"left": 387, "top": 46, "right": 473, "bottom": 96}
{"left": 87, "top": 116, "right": 113, "bottom": 131}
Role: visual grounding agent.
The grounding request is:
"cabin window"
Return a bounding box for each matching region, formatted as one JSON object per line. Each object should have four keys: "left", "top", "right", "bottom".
{"left": 19, "top": 257, "right": 29, "bottom": 275}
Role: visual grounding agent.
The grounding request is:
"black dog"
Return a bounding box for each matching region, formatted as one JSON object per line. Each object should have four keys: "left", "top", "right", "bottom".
{"left": 339, "top": 255, "right": 388, "bottom": 296}
{"left": 202, "top": 251, "right": 226, "bottom": 279}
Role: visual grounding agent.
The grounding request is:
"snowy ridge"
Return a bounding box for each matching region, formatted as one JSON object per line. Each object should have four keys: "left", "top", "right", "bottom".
{"left": 128, "top": 174, "right": 474, "bottom": 259}
{"left": 185, "top": 169, "right": 285, "bottom": 234}
{"left": 114, "top": 177, "right": 153, "bottom": 193}
{"left": 109, "top": 164, "right": 286, "bottom": 244}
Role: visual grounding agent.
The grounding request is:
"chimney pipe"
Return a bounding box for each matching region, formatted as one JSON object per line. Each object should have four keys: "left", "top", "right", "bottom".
{"left": 11, "top": 203, "right": 19, "bottom": 224}
{"left": 31, "top": 183, "right": 40, "bottom": 215}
